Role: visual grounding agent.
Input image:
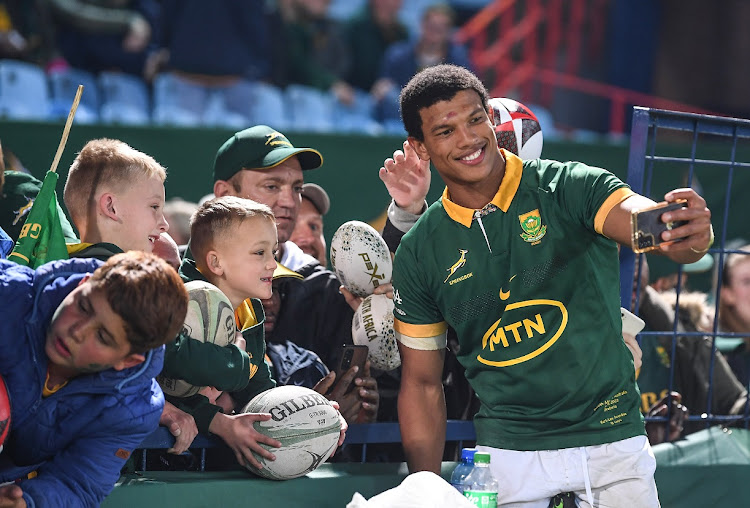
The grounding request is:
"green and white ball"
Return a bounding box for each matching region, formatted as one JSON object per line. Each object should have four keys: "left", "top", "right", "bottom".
{"left": 240, "top": 386, "right": 342, "bottom": 480}
{"left": 352, "top": 293, "right": 400, "bottom": 371}
{"left": 156, "top": 280, "right": 236, "bottom": 397}
{"left": 330, "top": 220, "right": 392, "bottom": 298}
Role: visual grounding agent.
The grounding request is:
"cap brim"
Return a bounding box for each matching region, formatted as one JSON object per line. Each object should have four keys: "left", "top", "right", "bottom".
{"left": 273, "top": 261, "right": 303, "bottom": 280}
{"left": 301, "top": 183, "right": 330, "bottom": 215}
{"left": 262, "top": 148, "right": 323, "bottom": 171}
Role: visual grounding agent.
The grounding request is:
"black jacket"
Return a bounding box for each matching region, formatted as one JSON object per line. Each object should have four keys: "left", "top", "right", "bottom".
{"left": 269, "top": 259, "right": 353, "bottom": 371}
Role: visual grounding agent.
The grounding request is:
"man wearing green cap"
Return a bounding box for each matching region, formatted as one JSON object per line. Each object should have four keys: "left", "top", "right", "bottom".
{"left": 212, "top": 125, "right": 380, "bottom": 425}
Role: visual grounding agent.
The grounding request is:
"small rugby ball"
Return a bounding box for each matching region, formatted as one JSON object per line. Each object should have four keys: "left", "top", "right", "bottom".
{"left": 352, "top": 294, "right": 400, "bottom": 371}
{"left": 240, "top": 386, "right": 342, "bottom": 480}
{"left": 157, "top": 280, "right": 236, "bottom": 397}
{"left": 490, "top": 97, "right": 543, "bottom": 160}
{"left": 330, "top": 221, "right": 392, "bottom": 298}
{"left": 0, "top": 374, "right": 10, "bottom": 454}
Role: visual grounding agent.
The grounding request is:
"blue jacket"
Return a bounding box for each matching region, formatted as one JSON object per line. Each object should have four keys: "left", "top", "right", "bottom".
{"left": 0, "top": 258, "right": 166, "bottom": 508}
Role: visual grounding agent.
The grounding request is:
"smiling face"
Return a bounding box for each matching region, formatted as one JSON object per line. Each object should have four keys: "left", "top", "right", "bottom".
{"left": 208, "top": 216, "right": 279, "bottom": 307}
{"left": 219, "top": 157, "right": 304, "bottom": 244}
{"left": 289, "top": 197, "right": 327, "bottom": 265}
{"left": 45, "top": 281, "right": 144, "bottom": 381}
{"left": 409, "top": 89, "right": 504, "bottom": 207}
{"left": 721, "top": 256, "right": 750, "bottom": 331}
{"left": 105, "top": 174, "right": 168, "bottom": 253}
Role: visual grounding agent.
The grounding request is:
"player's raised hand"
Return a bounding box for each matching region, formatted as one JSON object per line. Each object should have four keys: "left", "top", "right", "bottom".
{"left": 380, "top": 140, "right": 431, "bottom": 214}
{"left": 659, "top": 188, "right": 712, "bottom": 257}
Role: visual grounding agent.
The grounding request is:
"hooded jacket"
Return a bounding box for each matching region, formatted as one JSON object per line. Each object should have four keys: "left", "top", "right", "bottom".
{"left": 0, "top": 258, "right": 166, "bottom": 508}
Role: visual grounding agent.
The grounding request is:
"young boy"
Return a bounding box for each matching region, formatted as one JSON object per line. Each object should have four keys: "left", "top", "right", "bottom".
{"left": 175, "top": 196, "right": 289, "bottom": 469}
{"left": 61, "top": 138, "right": 251, "bottom": 455}
{"left": 0, "top": 251, "right": 188, "bottom": 507}
{"left": 62, "top": 138, "right": 169, "bottom": 259}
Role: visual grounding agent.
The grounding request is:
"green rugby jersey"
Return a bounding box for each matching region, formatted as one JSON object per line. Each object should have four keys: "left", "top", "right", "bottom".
{"left": 392, "top": 150, "right": 644, "bottom": 451}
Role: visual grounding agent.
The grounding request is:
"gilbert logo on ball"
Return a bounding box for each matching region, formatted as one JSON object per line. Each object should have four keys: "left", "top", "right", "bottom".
{"left": 156, "top": 280, "right": 236, "bottom": 397}
{"left": 489, "top": 97, "right": 543, "bottom": 160}
{"left": 352, "top": 293, "right": 400, "bottom": 371}
{"left": 330, "top": 220, "right": 392, "bottom": 298}
{"left": 240, "top": 386, "right": 342, "bottom": 480}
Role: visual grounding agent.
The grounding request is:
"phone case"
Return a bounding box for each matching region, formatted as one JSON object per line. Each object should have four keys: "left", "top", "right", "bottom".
{"left": 336, "top": 345, "right": 369, "bottom": 394}
{"left": 631, "top": 200, "right": 688, "bottom": 253}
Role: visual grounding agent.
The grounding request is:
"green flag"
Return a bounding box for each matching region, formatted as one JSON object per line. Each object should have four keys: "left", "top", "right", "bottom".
{"left": 8, "top": 171, "right": 69, "bottom": 268}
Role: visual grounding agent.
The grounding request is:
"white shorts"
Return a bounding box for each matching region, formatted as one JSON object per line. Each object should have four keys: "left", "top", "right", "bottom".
{"left": 477, "top": 435, "right": 660, "bottom": 508}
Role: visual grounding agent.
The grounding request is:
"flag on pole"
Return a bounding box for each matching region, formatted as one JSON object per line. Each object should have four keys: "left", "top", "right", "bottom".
{"left": 7, "top": 170, "right": 69, "bottom": 268}
{"left": 7, "top": 84, "right": 83, "bottom": 268}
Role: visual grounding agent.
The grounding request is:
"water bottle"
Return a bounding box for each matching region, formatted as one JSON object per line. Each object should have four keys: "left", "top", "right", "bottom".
{"left": 462, "top": 452, "right": 498, "bottom": 507}
{"left": 450, "top": 447, "right": 476, "bottom": 492}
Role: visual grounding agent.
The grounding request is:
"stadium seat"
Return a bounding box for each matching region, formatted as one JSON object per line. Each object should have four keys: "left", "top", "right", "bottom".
{"left": 237, "top": 81, "right": 290, "bottom": 131}
{"left": 0, "top": 60, "right": 51, "bottom": 121}
{"left": 48, "top": 68, "right": 100, "bottom": 124}
{"left": 152, "top": 72, "right": 207, "bottom": 127}
{"left": 285, "top": 84, "right": 334, "bottom": 133}
{"left": 331, "top": 88, "right": 382, "bottom": 135}
{"left": 98, "top": 71, "right": 150, "bottom": 125}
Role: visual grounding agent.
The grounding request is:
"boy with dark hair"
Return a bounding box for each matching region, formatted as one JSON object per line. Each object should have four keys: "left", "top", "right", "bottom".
{"left": 0, "top": 251, "right": 188, "bottom": 507}
{"left": 390, "top": 64, "right": 713, "bottom": 506}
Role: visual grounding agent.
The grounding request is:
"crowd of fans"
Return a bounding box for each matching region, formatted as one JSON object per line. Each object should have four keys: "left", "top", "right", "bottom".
{"left": 0, "top": 0, "right": 487, "bottom": 134}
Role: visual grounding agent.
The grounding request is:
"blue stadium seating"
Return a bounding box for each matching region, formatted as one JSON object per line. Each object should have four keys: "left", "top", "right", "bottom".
{"left": 98, "top": 71, "right": 150, "bottom": 126}
{"left": 48, "top": 68, "right": 100, "bottom": 124}
{"left": 285, "top": 84, "right": 335, "bottom": 133}
{"left": 0, "top": 60, "right": 51, "bottom": 121}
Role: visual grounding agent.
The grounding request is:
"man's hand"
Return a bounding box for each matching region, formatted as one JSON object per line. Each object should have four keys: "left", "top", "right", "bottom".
{"left": 658, "top": 188, "right": 712, "bottom": 259}
{"left": 645, "top": 391, "right": 688, "bottom": 445}
{"left": 351, "top": 361, "right": 379, "bottom": 423}
{"left": 380, "top": 140, "right": 431, "bottom": 215}
{"left": 340, "top": 283, "right": 393, "bottom": 312}
{"left": 123, "top": 15, "right": 151, "bottom": 53}
{"left": 160, "top": 401, "right": 199, "bottom": 455}
{"left": 0, "top": 485, "right": 25, "bottom": 508}
{"left": 623, "top": 332, "right": 642, "bottom": 372}
{"left": 209, "top": 412, "right": 281, "bottom": 470}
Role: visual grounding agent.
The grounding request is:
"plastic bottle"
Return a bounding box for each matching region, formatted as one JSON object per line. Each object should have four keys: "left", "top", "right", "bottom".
{"left": 450, "top": 447, "right": 476, "bottom": 492}
{"left": 462, "top": 452, "right": 498, "bottom": 507}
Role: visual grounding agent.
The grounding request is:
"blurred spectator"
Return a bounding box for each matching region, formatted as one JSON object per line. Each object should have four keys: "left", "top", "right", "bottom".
{"left": 374, "top": 3, "right": 473, "bottom": 126}
{"left": 448, "top": 0, "right": 491, "bottom": 25}
{"left": 282, "top": 0, "right": 354, "bottom": 105}
{"left": 290, "top": 182, "right": 329, "bottom": 267}
{"left": 718, "top": 245, "right": 750, "bottom": 385}
{"left": 41, "top": 0, "right": 160, "bottom": 77}
{"left": 163, "top": 197, "right": 198, "bottom": 247}
{"left": 0, "top": 1, "right": 31, "bottom": 60}
{"left": 345, "top": 0, "right": 408, "bottom": 94}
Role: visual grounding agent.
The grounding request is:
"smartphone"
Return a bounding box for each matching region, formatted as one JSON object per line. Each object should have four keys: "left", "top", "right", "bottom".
{"left": 630, "top": 199, "right": 688, "bottom": 253}
{"left": 335, "top": 344, "right": 369, "bottom": 395}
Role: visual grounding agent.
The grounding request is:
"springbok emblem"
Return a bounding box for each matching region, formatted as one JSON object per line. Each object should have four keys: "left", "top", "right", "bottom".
{"left": 444, "top": 249, "right": 469, "bottom": 283}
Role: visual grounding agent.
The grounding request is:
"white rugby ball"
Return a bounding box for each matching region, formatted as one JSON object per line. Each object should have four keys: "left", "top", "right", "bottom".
{"left": 352, "top": 293, "right": 400, "bottom": 371}
{"left": 156, "top": 280, "right": 236, "bottom": 397}
{"left": 240, "top": 386, "right": 342, "bottom": 480}
{"left": 489, "top": 97, "right": 543, "bottom": 160}
{"left": 330, "top": 220, "right": 392, "bottom": 298}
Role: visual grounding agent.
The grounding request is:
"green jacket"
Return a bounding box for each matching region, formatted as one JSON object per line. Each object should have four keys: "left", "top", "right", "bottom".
{"left": 174, "top": 257, "right": 275, "bottom": 433}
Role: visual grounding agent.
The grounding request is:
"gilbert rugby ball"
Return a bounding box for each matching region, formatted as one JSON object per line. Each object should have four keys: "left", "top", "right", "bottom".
{"left": 330, "top": 221, "right": 392, "bottom": 298}
{"left": 241, "top": 386, "right": 341, "bottom": 480}
{"left": 157, "top": 280, "right": 236, "bottom": 397}
{"left": 352, "top": 293, "right": 400, "bottom": 371}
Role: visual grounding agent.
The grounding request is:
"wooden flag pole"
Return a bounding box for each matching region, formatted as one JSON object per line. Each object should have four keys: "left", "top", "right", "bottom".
{"left": 49, "top": 84, "right": 83, "bottom": 174}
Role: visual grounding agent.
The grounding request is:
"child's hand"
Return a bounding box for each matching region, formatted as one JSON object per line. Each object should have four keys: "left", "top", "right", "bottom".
{"left": 234, "top": 333, "right": 246, "bottom": 351}
{"left": 0, "top": 484, "right": 25, "bottom": 508}
{"left": 209, "top": 412, "right": 281, "bottom": 470}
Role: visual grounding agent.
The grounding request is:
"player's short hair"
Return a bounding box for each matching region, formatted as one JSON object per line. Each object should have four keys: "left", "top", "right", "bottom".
{"left": 399, "top": 64, "right": 490, "bottom": 141}
{"left": 88, "top": 251, "right": 188, "bottom": 354}
{"left": 190, "top": 196, "right": 275, "bottom": 272}
{"left": 63, "top": 138, "right": 167, "bottom": 229}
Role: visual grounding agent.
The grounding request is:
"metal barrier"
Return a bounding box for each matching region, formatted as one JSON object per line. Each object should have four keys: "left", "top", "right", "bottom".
{"left": 620, "top": 106, "right": 750, "bottom": 438}
{"left": 136, "top": 420, "right": 476, "bottom": 472}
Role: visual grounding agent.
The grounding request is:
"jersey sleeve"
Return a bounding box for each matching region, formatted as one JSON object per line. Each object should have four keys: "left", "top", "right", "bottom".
{"left": 539, "top": 160, "right": 633, "bottom": 234}
{"left": 391, "top": 234, "right": 447, "bottom": 347}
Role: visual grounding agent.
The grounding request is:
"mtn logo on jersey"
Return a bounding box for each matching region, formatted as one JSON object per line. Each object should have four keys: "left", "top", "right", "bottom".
{"left": 519, "top": 209, "right": 547, "bottom": 245}
{"left": 479, "top": 299, "right": 568, "bottom": 367}
{"left": 444, "top": 248, "right": 472, "bottom": 285}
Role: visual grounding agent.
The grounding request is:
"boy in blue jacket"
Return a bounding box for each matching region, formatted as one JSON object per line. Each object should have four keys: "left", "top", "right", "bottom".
{"left": 0, "top": 251, "right": 188, "bottom": 507}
